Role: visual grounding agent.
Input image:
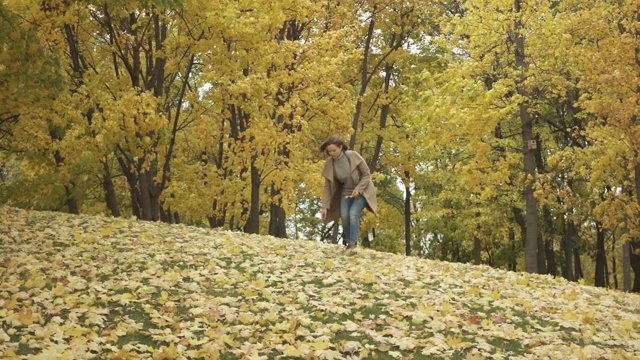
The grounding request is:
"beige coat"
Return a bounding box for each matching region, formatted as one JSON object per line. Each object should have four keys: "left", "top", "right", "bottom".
{"left": 321, "top": 150, "right": 378, "bottom": 224}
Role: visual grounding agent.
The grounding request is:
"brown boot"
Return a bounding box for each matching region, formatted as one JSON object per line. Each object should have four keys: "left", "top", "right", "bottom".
{"left": 344, "top": 243, "right": 358, "bottom": 255}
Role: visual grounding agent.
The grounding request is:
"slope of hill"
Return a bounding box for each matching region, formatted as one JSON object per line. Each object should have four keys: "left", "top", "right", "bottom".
{"left": 1, "top": 206, "right": 639, "bottom": 359}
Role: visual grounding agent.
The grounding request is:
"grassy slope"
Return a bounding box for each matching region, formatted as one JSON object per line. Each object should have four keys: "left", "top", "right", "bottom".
{"left": 1, "top": 206, "right": 639, "bottom": 360}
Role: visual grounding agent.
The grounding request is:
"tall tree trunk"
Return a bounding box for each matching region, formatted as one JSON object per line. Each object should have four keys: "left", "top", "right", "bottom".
{"left": 543, "top": 208, "right": 556, "bottom": 275}
{"left": 545, "top": 235, "right": 556, "bottom": 276}
{"left": 137, "top": 165, "right": 158, "bottom": 221}
{"left": 331, "top": 222, "right": 340, "bottom": 244}
{"left": 509, "top": 228, "right": 517, "bottom": 271}
{"left": 474, "top": 212, "right": 481, "bottom": 265}
{"left": 511, "top": 206, "right": 526, "bottom": 270}
{"left": 102, "top": 160, "right": 120, "bottom": 217}
{"left": 628, "top": 3, "right": 640, "bottom": 293}
{"left": 533, "top": 134, "right": 552, "bottom": 274}
{"left": 623, "top": 233, "right": 632, "bottom": 291}
{"left": 404, "top": 172, "right": 411, "bottom": 256}
{"left": 594, "top": 224, "right": 607, "bottom": 288}
{"left": 574, "top": 245, "right": 584, "bottom": 281}
{"left": 369, "top": 63, "right": 393, "bottom": 172}
{"left": 208, "top": 200, "right": 226, "bottom": 229}
{"left": 349, "top": 9, "right": 376, "bottom": 148}
{"left": 536, "top": 232, "right": 546, "bottom": 274}
{"left": 633, "top": 162, "right": 640, "bottom": 291}
{"left": 50, "top": 129, "right": 79, "bottom": 214}
{"left": 612, "top": 234, "right": 618, "bottom": 289}
{"left": 63, "top": 185, "right": 79, "bottom": 214}
{"left": 631, "top": 242, "right": 640, "bottom": 292}
{"left": 269, "top": 186, "right": 287, "bottom": 238}
{"left": 514, "top": 0, "right": 538, "bottom": 273}
{"left": 533, "top": 135, "right": 558, "bottom": 275}
{"left": 244, "top": 160, "right": 261, "bottom": 234}
{"left": 563, "top": 216, "right": 576, "bottom": 281}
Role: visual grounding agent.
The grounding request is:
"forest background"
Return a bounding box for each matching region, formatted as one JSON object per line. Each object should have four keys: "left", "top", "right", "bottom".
{"left": 0, "top": 0, "right": 639, "bottom": 291}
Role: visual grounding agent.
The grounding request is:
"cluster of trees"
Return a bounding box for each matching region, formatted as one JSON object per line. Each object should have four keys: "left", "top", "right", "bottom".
{"left": 1, "top": 0, "right": 638, "bottom": 291}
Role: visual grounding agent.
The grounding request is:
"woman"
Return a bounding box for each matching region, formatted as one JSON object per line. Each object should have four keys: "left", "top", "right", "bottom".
{"left": 320, "top": 136, "right": 377, "bottom": 252}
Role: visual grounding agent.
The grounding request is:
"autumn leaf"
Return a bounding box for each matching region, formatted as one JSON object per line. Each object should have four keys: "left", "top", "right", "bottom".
{"left": 17, "top": 309, "right": 34, "bottom": 326}
{"left": 0, "top": 205, "right": 639, "bottom": 359}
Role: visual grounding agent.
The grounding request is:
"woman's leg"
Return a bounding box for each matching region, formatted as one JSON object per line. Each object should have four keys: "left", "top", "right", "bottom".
{"left": 340, "top": 196, "right": 353, "bottom": 245}
{"left": 347, "top": 196, "right": 367, "bottom": 245}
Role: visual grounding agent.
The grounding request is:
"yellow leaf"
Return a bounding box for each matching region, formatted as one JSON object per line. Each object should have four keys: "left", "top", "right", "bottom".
{"left": 52, "top": 284, "right": 67, "bottom": 296}
{"left": 582, "top": 312, "right": 596, "bottom": 324}
{"left": 2, "top": 350, "right": 19, "bottom": 359}
{"left": 243, "top": 289, "right": 258, "bottom": 297}
{"left": 359, "top": 348, "right": 369, "bottom": 359}
{"left": 222, "top": 335, "right": 238, "bottom": 347}
{"left": 468, "top": 286, "right": 481, "bottom": 295}
{"left": 445, "top": 335, "right": 463, "bottom": 348}
{"left": 440, "top": 302, "right": 453, "bottom": 314}
{"left": 239, "top": 313, "right": 254, "bottom": 325}
{"left": 465, "top": 352, "right": 486, "bottom": 360}
{"left": 283, "top": 345, "right": 304, "bottom": 357}
{"left": 562, "top": 311, "right": 578, "bottom": 321}
{"left": 311, "top": 340, "right": 330, "bottom": 350}
{"left": 66, "top": 326, "right": 85, "bottom": 337}
{"left": 289, "top": 318, "right": 299, "bottom": 332}
{"left": 196, "top": 344, "right": 220, "bottom": 360}
{"left": 154, "top": 342, "right": 179, "bottom": 360}
{"left": 3, "top": 297, "right": 17, "bottom": 310}
{"left": 18, "top": 308, "right": 34, "bottom": 326}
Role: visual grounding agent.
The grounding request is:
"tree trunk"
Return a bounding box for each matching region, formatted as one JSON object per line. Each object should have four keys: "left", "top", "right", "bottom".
{"left": 331, "top": 222, "right": 340, "bottom": 244}
{"left": 514, "top": 0, "right": 538, "bottom": 273}
{"left": 102, "top": 160, "right": 120, "bottom": 217}
{"left": 594, "top": 224, "right": 607, "bottom": 288}
{"left": 404, "top": 173, "right": 411, "bottom": 256}
{"left": 511, "top": 207, "right": 526, "bottom": 270}
{"left": 574, "top": 245, "right": 584, "bottom": 281}
{"left": 542, "top": 208, "right": 556, "bottom": 275}
{"left": 349, "top": 10, "right": 376, "bottom": 148}
{"left": 612, "top": 234, "right": 618, "bottom": 289}
{"left": 63, "top": 185, "right": 79, "bottom": 214}
{"left": 244, "top": 160, "right": 261, "bottom": 234}
{"left": 623, "top": 236, "right": 632, "bottom": 291}
{"left": 632, "top": 162, "right": 640, "bottom": 292}
{"left": 545, "top": 235, "right": 556, "bottom": 276}
{"left": 536, "top": 232, "right": 546, "bottom": 274}
{"left": 49, "top": 126, "right": 79, "bottom": 214}
{"left": 630, "top": 242, "right": 640, "bottom": 292}
{"left": 269, "top": 186, "right": 288, "bottom": 238}
{"left": 137, "top": 166, "right": 159, "bottom": 221}
{"left": 208, "top": 200, "right": 226, "bottom": 228}
{"left": 509, "top": 228, "right": 517, "bottom": 271}
{"left": 563, "top": 217, "right": 576, "bottom": 281}
{"left": 473, "top": 212, "right": 481, "bottom": 265}
{"left": 369, "top": 63, "right": 393, "bottom": 173}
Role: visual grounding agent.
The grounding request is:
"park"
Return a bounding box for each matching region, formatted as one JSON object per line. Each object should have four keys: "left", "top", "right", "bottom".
{"left": 1, "top": 0, "right": 640, "bottom": 358}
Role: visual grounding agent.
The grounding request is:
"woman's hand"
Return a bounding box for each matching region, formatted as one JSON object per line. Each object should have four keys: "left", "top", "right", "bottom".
{"left": 350, "top": 190, "right": 360, "bottom": 198}
{"left": 321, "top": 209, "right": 327, "bottom": 221}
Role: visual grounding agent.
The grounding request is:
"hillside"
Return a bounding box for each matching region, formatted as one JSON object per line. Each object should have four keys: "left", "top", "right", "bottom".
{"left": 1, "top": 206, "right": 639, "bottom": 359}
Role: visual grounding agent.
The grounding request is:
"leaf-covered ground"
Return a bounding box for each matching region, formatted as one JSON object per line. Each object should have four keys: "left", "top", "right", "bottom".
{"left": 1, "top": 206, "right": 640, "bottom": 359}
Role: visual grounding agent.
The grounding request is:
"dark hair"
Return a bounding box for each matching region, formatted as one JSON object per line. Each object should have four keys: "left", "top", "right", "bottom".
{"left": 320, "top": 136, "right": 349, "bottom": 154}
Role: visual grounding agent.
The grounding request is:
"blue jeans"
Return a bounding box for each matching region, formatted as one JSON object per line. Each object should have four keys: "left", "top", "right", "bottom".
{"left": 340, "top": 195, "right": 367, "bottom": 245}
